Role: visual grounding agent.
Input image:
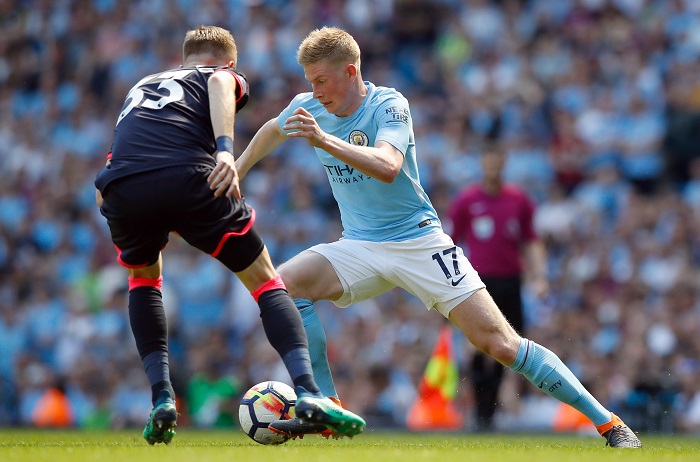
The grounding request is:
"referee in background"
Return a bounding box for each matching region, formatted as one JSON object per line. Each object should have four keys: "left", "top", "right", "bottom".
{"left": 448, "top": 136, "right": 549, "bottom": 432}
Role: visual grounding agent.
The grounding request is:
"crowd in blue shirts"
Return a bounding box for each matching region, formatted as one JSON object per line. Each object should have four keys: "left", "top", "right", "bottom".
{"left": 1, "top": 0, "right": 700, "bottom": 433}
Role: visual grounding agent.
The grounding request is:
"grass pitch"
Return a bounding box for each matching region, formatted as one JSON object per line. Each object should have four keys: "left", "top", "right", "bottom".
{"left": 1, "top": 429, "right": 699, "bottom": 462}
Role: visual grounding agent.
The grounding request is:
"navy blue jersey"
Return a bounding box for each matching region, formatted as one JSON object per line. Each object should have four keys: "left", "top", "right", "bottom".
{"left": 95, "top": 66, "right": 248, "bottom": 191}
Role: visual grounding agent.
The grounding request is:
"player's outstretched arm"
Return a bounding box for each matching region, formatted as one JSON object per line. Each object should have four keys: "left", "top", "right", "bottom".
{"left": 236, "top": 118, "right": 287, "bottom": 180}
{"left": 207, "top": 70, "right": 240, "bottom": 199}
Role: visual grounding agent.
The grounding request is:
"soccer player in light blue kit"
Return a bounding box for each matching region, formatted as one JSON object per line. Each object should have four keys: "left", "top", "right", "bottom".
{"left": 236, "top": 26, "right": 640, "bottom": 448}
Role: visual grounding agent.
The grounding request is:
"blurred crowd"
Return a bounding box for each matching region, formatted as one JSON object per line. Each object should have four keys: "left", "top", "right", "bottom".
{"left": 2, "top": 0, "right": 700, "bottom": 434}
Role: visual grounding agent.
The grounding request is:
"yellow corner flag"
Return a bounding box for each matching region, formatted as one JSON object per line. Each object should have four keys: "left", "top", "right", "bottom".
{"left": 406, "top": 325, "right": 463, "bottom": 430}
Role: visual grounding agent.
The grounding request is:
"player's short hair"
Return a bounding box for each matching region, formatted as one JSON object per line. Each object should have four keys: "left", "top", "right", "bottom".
{"left": 297, "top": 26, "right": 361, "bottom": 68}
{"left": 183, "top": 25, "right": 237, "bottom": 63}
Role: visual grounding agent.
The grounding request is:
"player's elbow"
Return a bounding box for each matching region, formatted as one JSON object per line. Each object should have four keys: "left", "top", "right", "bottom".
{"left": 375, "top": 165, "right": 401, "bottom": 183}
{"left": 372, "top": 143, "right": 403, "bottom": 183}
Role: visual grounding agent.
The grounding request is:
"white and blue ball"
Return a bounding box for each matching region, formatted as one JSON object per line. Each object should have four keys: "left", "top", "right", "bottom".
{"left": 238, "top": 381, "right": 296, "bottom": 445}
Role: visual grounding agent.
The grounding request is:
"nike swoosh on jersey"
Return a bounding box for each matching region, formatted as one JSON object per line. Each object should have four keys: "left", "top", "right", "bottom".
{"left": 451, "top": 275, "right": 466, "bottom": 286}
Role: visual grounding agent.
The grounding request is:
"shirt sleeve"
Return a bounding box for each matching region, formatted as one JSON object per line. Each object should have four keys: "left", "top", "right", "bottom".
{"left": 374, "top": 95, "right": 411, "bottom": 155}
{"left": 276, "top": 94, "right": 309, "bottom": 132}
{"left": 213, "top": 67, "right": 249, "bottom": 111}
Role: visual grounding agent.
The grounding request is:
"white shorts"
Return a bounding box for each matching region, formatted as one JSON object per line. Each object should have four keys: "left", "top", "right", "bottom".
{"left": 307, "top": 231, "right": 485, "bottom": 318}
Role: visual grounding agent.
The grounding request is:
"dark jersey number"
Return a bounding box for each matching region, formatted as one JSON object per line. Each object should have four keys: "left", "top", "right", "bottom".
{"left": 431, "top": 246, "right": 461, "bottom": 279}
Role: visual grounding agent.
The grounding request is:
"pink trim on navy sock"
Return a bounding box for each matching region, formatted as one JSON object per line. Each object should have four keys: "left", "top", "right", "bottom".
{"left": 128, "top": 276, "right": 163, "bottom": 291}
{"left": 250, "top": 274, "right": 286, "bottom": 302}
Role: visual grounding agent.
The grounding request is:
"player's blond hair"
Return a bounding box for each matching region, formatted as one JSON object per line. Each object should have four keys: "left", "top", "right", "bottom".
{"left": 183, "top": 25, "right": 237, "bottom": 62}
{"left": 297, "top": 27, "right": 361, "bottom": 68}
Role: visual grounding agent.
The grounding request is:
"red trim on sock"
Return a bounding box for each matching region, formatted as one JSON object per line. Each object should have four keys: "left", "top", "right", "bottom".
{"left": 250, "top": 274, "right": 286, "bottom": 302}
{"left": 210, "top": 209, "right": 256, "bottom": 258}
{"left": 128, "top": 276, "right": 163, "bottom": 291}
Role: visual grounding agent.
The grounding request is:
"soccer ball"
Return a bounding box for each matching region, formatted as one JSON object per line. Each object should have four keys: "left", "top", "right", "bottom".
{"left": 239, "top": 381, "right": 296, "bottom": 445}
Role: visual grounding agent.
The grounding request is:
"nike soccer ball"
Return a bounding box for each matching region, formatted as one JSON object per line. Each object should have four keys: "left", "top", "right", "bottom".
{"left": 239, "top": 380, "right": 296, "bottom": 445}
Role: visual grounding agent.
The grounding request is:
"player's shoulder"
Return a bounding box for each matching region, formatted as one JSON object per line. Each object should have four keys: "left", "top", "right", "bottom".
{"left": 142, "top": 66, "right": 212, "bottom": 86}
{"left": 288, "top": 91, "right": 323, "bottom": 112}
{"left": 370, "top": 82, "right": 403, "bottom": 98}
{"left": 208, "top": 65, "right": 247, "bottom": 80}
{"left": 370, "top": 83, "right": 409, "bottom": 106}
{"left": 290, "top": 91, "right": 315, "bottom": 105}
{"left": 365, "top": 83, "right": 411, "bottom": 124}
{"left": 166, "top": 65, "right": 208, "bottom": 76}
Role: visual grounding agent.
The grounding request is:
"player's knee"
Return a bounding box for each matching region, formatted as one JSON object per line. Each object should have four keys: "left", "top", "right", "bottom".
{"left": 276, "top": 266, "right": 302, "bottom": 298}
{"left": 478, "top": 334, "right": 519, "bottom": 366}
{"left": 128, "top": 257, "right": 162, "bottom": 280}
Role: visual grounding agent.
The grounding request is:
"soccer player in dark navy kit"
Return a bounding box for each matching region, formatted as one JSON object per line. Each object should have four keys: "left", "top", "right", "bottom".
{"left": 95, "top": 25, "right": 365, "bottom": 445}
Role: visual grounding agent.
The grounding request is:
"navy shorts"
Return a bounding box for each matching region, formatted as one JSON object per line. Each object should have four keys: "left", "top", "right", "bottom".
{"left": 99, "top": 165, "right": 264, "bottom": 271}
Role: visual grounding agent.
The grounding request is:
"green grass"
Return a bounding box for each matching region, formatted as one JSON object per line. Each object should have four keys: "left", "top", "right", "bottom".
{"left": 1, "top": 429, "right": 699, "bottom": 462}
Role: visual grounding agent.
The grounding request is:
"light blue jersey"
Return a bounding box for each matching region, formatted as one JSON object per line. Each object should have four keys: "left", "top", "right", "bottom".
{"left": 277, "top": 81, "right": 441, "bottom": 242}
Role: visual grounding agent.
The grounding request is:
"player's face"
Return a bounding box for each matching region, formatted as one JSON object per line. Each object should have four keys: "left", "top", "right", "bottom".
{"left": 303, "top": 61, "right": 356, "bottom": 117}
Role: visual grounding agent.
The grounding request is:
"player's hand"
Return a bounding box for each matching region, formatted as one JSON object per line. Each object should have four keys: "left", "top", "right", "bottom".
{"left": 95, "top": 189, "right": 104, "bottom": 207}
{"left": 283, "top": 107, "right": 326, "bottom": 147}
{"left": 208, "top": 151, "right": 241, "bottom": 199}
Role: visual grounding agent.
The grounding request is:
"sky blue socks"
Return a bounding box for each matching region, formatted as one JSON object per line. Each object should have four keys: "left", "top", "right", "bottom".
{"left": 509, "top": 337, "right": 611, "bottom": 426}
{"left": 296, "top": 298, "right": 338, "bottom": 398}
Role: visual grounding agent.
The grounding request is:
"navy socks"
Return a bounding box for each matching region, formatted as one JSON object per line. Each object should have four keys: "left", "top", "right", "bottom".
{"left": 128, "top": 285, "right": 173, "bottom": 405}
{"left": 258, "top": 290, "right": 320, "bottom": 393}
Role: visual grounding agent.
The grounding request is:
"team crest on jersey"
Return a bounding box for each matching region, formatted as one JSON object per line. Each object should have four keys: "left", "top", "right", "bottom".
{"left": 349, "top": 130, "right": 369, "bottom": 146}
